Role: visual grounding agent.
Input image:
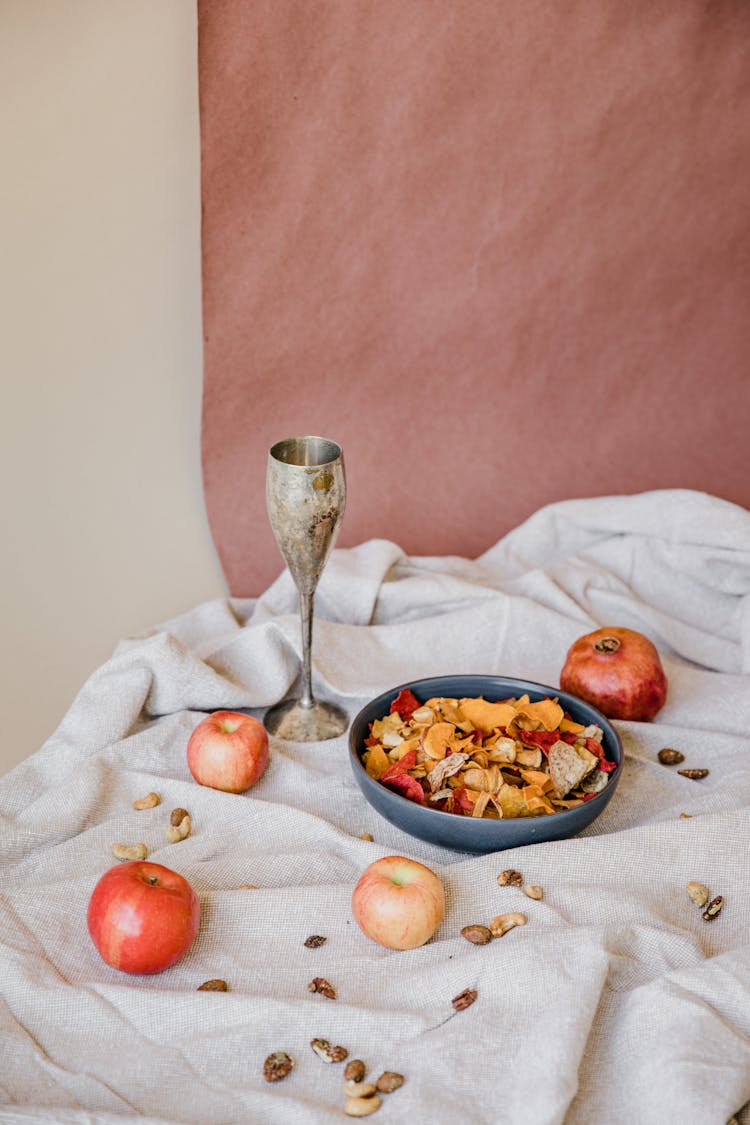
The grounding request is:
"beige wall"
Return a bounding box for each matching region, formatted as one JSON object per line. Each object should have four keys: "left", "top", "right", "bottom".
{"left": 0, "top": 1, "right": 227, "bottom": 775}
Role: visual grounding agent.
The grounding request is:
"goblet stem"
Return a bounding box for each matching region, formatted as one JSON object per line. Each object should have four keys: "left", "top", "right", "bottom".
{"left": 299, "top": 589, "right": 314, "bottom": 709}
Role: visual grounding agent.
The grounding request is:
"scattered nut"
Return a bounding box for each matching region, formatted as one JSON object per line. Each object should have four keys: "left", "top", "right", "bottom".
{"left": 197, "top": 978, "right": 228, "bottom": 991}
{"left": 489, "top": 912, "right": 528, "bottom": 938}
{"left": 239, "top": 884, "right": 257, "bottom": 889}
{"left": 375, "top": 1071, "right": 404, "bottom": 1093}
{"left": 497, "top": 869, "right": 523, "bottom": 887}
{"left": 112, "top": 843, "right": 148, "bottom": 862}
{"left": 165, "top": 814, "right": 191, "bottom": 843}
{"left": 310, "top": 1038, "right": 348, "bottom": 1063}
{"left": 452, "top": 987, "right": 477, "bottom": 1011}
{"left": 679, "top": 813, "right": 693, "bottom": 819}
{"left": 523, "top": 885, "right": 543, "bottom": 901}
{"left": 344, "top": 1082, "right": 377, "bottom": 1098}
{"left": 686, "top": 882, "right": 710, "bottom": 908}
{"left": 702, "top": 895, "right": 724, "bottom": 921}
{"left": 133, "top": 792, "right": 160, "bottom": 810}
{"left": 308, "top": 977, "right": 336, "bottom": 999}
{"left": 677, "top": 769, "right": 709, "bottom": 780}
{"left": 658, "top": 748, "right": 685, "bottom": 766}
{"left": 359, "top": 833, "right": 374, "bottom": 841}
{"left": 461, "top": 924, "right": 493, "bottom": 945}
{"left": 170, "top": 807, "right": 190, "bottom": 826}
{"left": 344, "top": 1059, "right": 366, "bottom": 1084}
{"left": 263, "top": 1051, "right": 294, "bottom": 1082}
{"left": 344, "top": 1095, "right": 381, "bottom": 1117}
{"left": 304, "top": 934, "right": 327, "bottom": 948}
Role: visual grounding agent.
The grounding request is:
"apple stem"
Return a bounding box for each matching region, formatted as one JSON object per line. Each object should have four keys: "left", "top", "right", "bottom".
{"left": 594, "top": 637, "right": 621, "bottom": 654}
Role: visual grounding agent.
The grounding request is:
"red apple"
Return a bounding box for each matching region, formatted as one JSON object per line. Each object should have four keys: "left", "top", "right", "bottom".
{"left": 87, "top": 861, "right": 200, "bottom": 974}
{"left": 187, "top": 710, "right": 269, "bottom": 793}
{"left": 352, "top": 855, "right": 445, "bottom": 950}
{"left": 560, "top": 625, "right": 668, "bottom": 721}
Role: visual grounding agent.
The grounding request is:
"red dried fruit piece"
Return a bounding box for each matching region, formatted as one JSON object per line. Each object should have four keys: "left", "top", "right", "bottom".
{"left": 380, "top": 747, "right": 418, "bottom": 781}
{"left": 381, "top": 773, "right": 425, "bottom": 803}
{"left": 585, "top": 738, "right": 605, "bottom": 759}
{"left": 389, "top": 688, "right": 421, "bottom": 721}
{"left": 598, "top": 758, "right": 617, "bottom": 773}
{"left": 518, "top": 730, "right": 560, "bottom": 754}
{"left": 451, "top": 786, "right": 474, "bottom": 815}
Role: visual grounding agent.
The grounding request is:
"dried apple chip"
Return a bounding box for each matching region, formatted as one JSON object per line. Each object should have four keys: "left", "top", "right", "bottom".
{"left": 516, "top": 698, "right": 564, "bottom": 732}
{"left": 363, "top": 745, "right": 389, "bottom": 779}
{"left": 522, "top": 785, "right": 555, "bottom": 815}
{"left": 459, "top": 697, "right": 517, "bottom": 734}
{"left": 422, "top": 722, "right": 456, "bottom": 760}
{"left": 497, "top": 784, "right": 529, "bottom": 819}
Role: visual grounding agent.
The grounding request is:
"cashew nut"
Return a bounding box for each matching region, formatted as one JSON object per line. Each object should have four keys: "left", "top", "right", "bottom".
{"left": 132, "top": 792, "right": 160, "bottom": 810}
{"left": 112, "top": 843, "right": 148, "bottom": 861}
{"left": 489, "top": 912, "right": 527, "bottom": 937}
{"left": 344, "top": 1095, "right": 381, "bottom": 1117}
{"left": 165, "top": 814, "right": 191, "bottom": 843}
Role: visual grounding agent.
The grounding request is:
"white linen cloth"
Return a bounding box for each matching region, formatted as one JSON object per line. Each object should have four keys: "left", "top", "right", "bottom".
{"left": 2, "top": 489, "right": 750, "bottom": 1125}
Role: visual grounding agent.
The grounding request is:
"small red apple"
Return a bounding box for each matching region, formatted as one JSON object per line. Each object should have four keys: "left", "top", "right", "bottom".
{"left": 560, "top": 625, "right": 668, "bottom": 721}
{"left": 352, "top": 855, "right": 445, "bottom": 950}
{"left": 187, "top": 710, "right": 269, "bottom": 793}
{"left": 87, "top": 861, "right": 200, "bottom": 974}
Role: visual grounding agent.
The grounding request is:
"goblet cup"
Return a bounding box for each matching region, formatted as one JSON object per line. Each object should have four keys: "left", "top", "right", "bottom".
{"left": 263, "top": 436, "right": 349, "bottom": 741}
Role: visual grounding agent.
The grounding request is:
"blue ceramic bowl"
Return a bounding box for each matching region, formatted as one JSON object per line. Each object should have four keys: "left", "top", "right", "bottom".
{"left": 349, "top": 675, "right": 623, "bottom": 854}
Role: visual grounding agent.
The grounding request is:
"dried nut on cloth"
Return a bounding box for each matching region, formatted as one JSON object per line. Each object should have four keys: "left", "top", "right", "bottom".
{"left": 686, "top": 882, "right": 710, "bottom": 907}
{"left": 197, "top": 979, "right": 228, "bottom": 991}
{"left": 490, "top": 913, "right": 527, "bottom": 937}
{"left": 304, "top": 934, "right": 327, "bottom": 948}
{"left": 344, "top": 1082, "right": 377, "bottom": 1098}
{"left": 658, "top": 748, "right": 685, "bottom": 765}
{"left": 165, "top": 814, "right": 191, "bottom": 843}
{"left": 524, "top": 885, "right": 543, "bottom": 900}
{"left": 263, "top": 1052, "right": 294, "bottom": 1082}
{"left": 703, "top": 896, "right": 724, "bottom": 921}
{"left": 344, "top": 1060, "right": 366, "bottom": 1083}
{"left": 452, "top": 988, "right": 477, "bottom": 1011}
{"left": 678, "top": 768, "right": 710, "bottom": 780}
{"left": 111, "top": 843, "right": 147, "bottom": 861}
{"left": 311, "top": 1038, "right": 348, "bottom": 1063}
{"left": 344, "top": 1095, "right": 381, "bottom": 1117}
{"left": 308, "top": 977, "right": 336, "bottom": 999}
{"left": 133, "top": 792, "right": 160, "bottom": 809}
{"left": 461, "top": 924, "right": 492, "bottom": 945}
{"left": 375, "top": 1072, "right": 405, "bottom": 1093}
{"left": 497, "top": 869, "right": 523, "bottom": 887}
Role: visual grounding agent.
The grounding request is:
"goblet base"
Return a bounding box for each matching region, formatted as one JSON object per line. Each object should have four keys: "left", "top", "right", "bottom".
{"left": 264, "top": 698, "right": 349, "bottom": 742}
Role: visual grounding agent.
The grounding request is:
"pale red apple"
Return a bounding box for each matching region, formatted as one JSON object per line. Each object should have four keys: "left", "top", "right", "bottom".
{"left": 187, "top": 710, "right": 269, "bottom": 793}
{"left": 87, "top": 860, "right": 200, "bottom": 974}
{"left": 352, "top": 855, "right": 445, "bottom": 950}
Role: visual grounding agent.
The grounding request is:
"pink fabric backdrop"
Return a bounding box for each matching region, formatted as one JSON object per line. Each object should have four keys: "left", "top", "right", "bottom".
{"left": 198, "top": 1, "right": 750, "bottom": 597}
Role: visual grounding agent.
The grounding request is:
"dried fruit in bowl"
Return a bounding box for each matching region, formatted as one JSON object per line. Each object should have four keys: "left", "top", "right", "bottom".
{"left": 362, "top": 693, "right": 617, "bottom": 819}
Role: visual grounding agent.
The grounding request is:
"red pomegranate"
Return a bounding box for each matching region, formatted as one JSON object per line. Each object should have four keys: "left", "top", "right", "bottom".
{"left": 560, "top": 626, "right": 668, "bottom": 721}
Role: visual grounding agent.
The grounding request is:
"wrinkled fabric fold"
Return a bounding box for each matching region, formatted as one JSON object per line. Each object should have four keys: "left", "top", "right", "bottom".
{"left": 2, "top": 491, "right": 750, "bottom": 1123}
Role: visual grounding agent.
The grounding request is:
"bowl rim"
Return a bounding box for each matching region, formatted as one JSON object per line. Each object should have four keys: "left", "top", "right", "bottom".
{"left": 348, "top": 673, "right": 623, "bottom": 830}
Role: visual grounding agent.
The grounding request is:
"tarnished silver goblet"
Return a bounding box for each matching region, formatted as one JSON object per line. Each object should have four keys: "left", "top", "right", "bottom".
{"left": 263, "top": 436, "right": 349, "bottom": 741}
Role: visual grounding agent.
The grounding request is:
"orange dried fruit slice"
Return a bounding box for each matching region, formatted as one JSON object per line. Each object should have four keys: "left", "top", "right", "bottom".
{"left": 459, "top": 698, "right": 517, "bottom": 734}
{"left": 421, "top": 722, "right": 455, "bottom": 760}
